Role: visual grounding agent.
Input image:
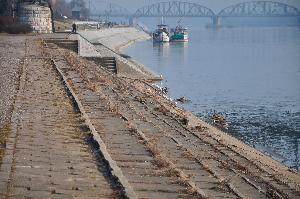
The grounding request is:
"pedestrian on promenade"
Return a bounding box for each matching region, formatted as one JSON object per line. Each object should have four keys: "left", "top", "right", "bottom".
{"left": 72, "top": 23, "right": 77, "bottom": 33}
{"left": 67, "top": 23, "right": 77, "bottom": 38}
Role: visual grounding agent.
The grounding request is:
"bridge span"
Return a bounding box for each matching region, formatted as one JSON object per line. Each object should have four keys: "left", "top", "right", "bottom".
{"left": 215, "top": 1, "right": 300, "bottom": 25}
{"left": 88, "top": 1, "right": 300, "bottom": 26}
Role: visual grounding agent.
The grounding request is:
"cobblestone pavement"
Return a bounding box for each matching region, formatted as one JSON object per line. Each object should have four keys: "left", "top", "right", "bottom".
{"left": 0, "top": 37, "right": 121, "bottom": 199}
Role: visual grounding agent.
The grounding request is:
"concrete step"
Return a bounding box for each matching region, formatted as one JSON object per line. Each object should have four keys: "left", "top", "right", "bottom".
{"left": 85, "top": 57, "right": 117, "bottom": 73}
{"left": 104, "top": 61, "right": 116, "bottom": 64}
{"left": 45, "top": 39, "right": 78, "bottom": 53}
{"left": 105, "top": 64, "right": 116, "bottom": 67}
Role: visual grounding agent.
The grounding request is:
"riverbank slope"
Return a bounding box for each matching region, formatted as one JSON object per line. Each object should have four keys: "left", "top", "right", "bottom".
{"left": 77, "top": 28, "right": 161, "bottom": 80}
{"left": 0, "top": 32, "right": 299, "bottom": 198}
{"left": 79, "top": 27, "right": 151, "bottom": 52}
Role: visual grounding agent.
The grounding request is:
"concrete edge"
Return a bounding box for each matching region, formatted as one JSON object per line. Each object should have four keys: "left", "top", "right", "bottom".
{"left": 127, "top": 121, "right": 209, "bottom": 199}
{"left": 76, "top": 31, "right": 162, "bottom": 80}
{"left": 0, "top": 41, "right": 28, "bottom": 195}
{"left": 128, "top": 79, "right": 300, "bottom": 192}
{"left": 43, "top": 40, "right": 138, "bottom": 199}
{"left": 161, "top": 94, "right": 300, "bottom": 190}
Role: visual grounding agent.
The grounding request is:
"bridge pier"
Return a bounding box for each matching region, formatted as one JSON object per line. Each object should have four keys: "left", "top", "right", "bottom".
{"left": 129, "top": 17, "right": 136, "bottom": 26}
{"left": 212, "top": 16, "right": 220, "bottom": 26}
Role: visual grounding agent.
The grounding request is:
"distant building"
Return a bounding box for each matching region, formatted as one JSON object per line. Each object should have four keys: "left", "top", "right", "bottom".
{"left": 72, "top": 4, "right": 81, "bottom": 19}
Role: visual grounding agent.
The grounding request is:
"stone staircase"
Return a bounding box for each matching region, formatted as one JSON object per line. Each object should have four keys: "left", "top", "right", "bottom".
{"left": 44, "top": 39, "right": 78, "bottom": 53}
{"left": 102, "top": 57, "right": 117, "bottom": 73}
{"left": 86, "top": 57, "right": 117, "bottom": 73}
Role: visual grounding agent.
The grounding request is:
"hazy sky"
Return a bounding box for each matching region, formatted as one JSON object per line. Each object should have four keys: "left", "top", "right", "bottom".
{"left": 88, "top": 0, "right": 300, "bottom": 12}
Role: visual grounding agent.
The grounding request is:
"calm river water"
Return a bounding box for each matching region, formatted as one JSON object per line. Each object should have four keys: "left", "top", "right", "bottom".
{"left": 123, "top": 18, "right": 300, "bottom": 170}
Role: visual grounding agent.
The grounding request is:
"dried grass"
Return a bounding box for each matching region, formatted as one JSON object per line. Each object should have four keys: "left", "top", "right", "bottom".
{"left": 134, "top": 95, "right": 146, "bottom": 104}
{"left": 0, "top": 125, "right": 11, "bottom": 164}
{"left": 190, "top": 125, "right": 208, "bottom": 132}
{"left": 154, "top": 105, "right": 169, "bottom": 116}
{"left": 181, "top": 117, "right": 189, "bottom": 125}
{"left": 109, "top": 102, "right": 119, "bottom": 113}
{"left": 181, "top": 150, "right": 194, "bottom": 160}
{"left": 217, "top": 178, "right": 231, "bottom": 191}
{"left": 126, "top": 121, "right": 204, "bottom": 198}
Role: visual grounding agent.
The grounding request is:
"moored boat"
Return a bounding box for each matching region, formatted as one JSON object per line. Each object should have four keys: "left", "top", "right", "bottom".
{"left": 170, "top": 24, "right": 188, "bottom": 42}
{"left": 153, "top": 24, "right": 170, "bottom": 42}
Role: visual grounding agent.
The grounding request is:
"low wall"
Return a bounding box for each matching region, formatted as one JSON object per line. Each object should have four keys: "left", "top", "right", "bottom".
{"left": 44, "top": 31, "right": 161, "bottom": 80}
{"left": 68, "top": 34, "right": 101, "bottom": 57}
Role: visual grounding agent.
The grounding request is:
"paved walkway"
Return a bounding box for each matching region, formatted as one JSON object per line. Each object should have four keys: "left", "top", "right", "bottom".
{"left": 1, "top": 35, "right": 300, "bottom": 199}
{"left": 0, "top": 38, "right": 120, "bottom": 199}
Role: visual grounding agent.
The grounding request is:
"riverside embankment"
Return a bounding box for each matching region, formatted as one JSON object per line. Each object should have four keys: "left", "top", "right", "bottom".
{"left": 76, "top": 27, "right": 161, "bottom": 81}
{"left": 123, "top": 25, "right": 300, "bottom": 170}
{"left": 0, "top": 29, "right": 300, "bottom": 198}
{"left": 79, "top": 27, "right": 151, "bottom": 52}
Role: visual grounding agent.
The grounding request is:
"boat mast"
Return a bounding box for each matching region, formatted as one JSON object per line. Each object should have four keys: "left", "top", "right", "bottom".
{"left": 161, "top": 16, "right": 164, "bottom": 25}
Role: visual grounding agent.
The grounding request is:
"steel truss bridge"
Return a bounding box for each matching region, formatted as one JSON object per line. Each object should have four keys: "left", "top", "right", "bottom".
{"left": 134, "top": 1, "right": 214, "bottom": 17}
{"left": 89, "top": 1, "right": 300, "bottom": 25}
{"left": 89, "top": 1, "right": 132, "bottom": 19}
{"left": 218, "top": 1, "right": 300, "bottom": 17}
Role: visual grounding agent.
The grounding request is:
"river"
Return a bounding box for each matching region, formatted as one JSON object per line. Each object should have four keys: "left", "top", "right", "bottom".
{"left": 123, "top": 18, "right": 300, "bottom": 170}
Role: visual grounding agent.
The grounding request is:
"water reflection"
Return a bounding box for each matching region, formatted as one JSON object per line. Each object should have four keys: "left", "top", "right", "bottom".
{"left": 153, "top": 42, "right": 170, "bottom": 56}
{"left": 152, "top": 41, "right": 189, "bottom": 68}
{"left": 125, "top": 26, "right": 300, "bottom": 170}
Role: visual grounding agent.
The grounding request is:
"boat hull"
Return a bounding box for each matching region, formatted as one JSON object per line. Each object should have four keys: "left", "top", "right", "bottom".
{"left": 170, "top": 39, "right": 188, "bottom": 42}
{"left": 153, "top": 32, "right": 170, "bottom": 42}
{"left": 170, "top": 34, "right": 188, "bottom": 42}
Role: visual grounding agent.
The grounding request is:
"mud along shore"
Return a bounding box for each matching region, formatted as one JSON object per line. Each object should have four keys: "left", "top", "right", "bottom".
{"left": 0, "top": 30, "right": 300, "bottom": 198}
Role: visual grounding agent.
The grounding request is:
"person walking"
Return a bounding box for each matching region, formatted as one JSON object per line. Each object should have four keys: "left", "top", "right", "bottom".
{"left": 67, "top": 22, "right": 77, "bottom": 38}
{"left": 72, "top": 23, "right": 77, "bottom": 33}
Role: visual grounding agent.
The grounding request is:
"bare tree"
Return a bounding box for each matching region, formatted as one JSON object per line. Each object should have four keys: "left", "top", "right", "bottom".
{"left": 50, "top": 0, "right": 72, "bottom": 17}
{"left": 0, "top": 0, "right": 10, "bottom": 16}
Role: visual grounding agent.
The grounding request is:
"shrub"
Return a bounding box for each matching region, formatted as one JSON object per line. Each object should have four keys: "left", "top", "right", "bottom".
{"left": 0, "top": 17, "right": 12, "bottom": 32}
{"left": 5, "top": 23, "right": 32, "bottom": 34}
{"left": 0, "top": 17, "right": 32, "bottom": 34}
